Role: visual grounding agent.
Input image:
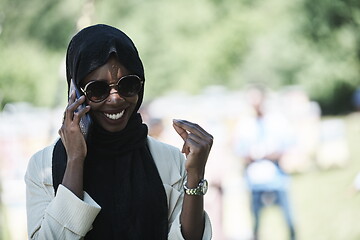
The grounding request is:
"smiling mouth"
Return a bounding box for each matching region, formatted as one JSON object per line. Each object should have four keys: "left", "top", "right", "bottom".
{"left": 104, "top": 110, "right": 125, "bottom": 120}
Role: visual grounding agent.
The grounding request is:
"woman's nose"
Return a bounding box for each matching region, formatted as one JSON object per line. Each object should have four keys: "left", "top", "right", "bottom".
{"left": 107, "top": 87, "right": 125, "bottom": 102}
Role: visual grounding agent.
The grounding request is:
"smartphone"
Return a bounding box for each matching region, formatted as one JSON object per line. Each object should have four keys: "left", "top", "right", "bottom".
{"left": 69, "top": 78, "right": 92, "bottom": 138}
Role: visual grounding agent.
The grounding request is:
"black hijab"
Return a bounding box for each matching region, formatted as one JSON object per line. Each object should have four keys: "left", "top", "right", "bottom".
{"left": 52, "top": 24, "right": 168, "bottom": 239}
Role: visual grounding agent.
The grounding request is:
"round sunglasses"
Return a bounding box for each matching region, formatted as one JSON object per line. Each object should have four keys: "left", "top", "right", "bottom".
{"left": 80, "top": 75, "right": 143, "bottom": 103}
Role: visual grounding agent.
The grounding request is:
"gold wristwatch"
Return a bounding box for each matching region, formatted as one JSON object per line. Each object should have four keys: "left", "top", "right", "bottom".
{"left": 183, "top": 179, "right": 208, "bottom": 196}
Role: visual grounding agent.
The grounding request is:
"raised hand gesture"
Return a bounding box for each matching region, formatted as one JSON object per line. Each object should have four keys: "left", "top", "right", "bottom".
{"left": 172, "top": 119, "right": 213, "bottom": 179}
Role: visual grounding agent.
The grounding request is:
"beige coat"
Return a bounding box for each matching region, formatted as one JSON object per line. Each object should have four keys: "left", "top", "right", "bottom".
{"left": 25, "top": 136, "right": 212, "bottom": 240}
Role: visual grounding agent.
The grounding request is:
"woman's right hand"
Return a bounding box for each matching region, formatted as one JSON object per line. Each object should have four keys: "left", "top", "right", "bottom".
{"left": 58, "top": 90, "right": 90, "bottom": 163}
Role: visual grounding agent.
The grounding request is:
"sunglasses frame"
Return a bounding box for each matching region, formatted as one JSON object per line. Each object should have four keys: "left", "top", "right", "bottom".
{"left": 80, "top": 75, "right": 143, "bottom": 103}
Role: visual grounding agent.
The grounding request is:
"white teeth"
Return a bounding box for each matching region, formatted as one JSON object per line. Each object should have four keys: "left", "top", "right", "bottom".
{"left": 104, "top": 110, "right": 124, "bottom": 120}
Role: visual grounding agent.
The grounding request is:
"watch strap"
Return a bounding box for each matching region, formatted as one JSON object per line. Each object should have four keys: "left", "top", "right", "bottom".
{"left": 183, "top": 179, "right": 208, "bottom": 196}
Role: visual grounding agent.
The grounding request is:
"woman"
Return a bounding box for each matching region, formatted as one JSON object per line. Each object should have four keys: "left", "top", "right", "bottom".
{"left": 25, "top": 24, "right": 213, "bottom": 240}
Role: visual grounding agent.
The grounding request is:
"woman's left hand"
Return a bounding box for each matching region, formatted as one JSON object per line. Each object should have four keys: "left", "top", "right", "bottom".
{"left": 172, "top": 119, "right": 213, "bottom": 179}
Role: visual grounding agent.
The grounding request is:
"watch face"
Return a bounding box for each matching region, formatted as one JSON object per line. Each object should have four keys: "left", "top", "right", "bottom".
{"left": 201, "top": 179, "right": 208, "bottom": 195}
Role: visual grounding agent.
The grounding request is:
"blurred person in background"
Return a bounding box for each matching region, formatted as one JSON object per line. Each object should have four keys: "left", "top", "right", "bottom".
{"left": 352, "top": 87, "right": 360, "bottom": 193}
{"left": 139, "top": 103, "right": 165, "bottom": 140}
{"left": 148, "top": 117, "right": 165, "bottom": 139}
{"left": 233, "top": 85, "right": 296, "bottom": 240}
{"left": 352, "top": 87, "right": 360, "bottom": 113}
{"left": 25, "top": 24, "right": 213, "bottom": 240}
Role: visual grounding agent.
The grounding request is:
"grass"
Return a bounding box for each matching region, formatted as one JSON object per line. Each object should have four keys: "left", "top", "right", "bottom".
{"left": 0, "top": 203, "right": 10, "bottom": 240}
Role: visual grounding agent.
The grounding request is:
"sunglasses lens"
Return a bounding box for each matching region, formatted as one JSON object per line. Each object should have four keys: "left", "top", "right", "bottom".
{"left": 118, "top": 76, "right": 142, "bottom": 97}
{"left": 83, "top": 76, "right": 142, "bottom": 102}
{"left": 86, "top": 81, "right": 110, "bottom": 102}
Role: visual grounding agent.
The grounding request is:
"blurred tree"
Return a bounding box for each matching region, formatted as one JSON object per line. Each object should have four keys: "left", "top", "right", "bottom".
{"left": 0, "top": 0, "right": 359, "bottom": 114}
{"left": 299, "top": 0, "right": 360, "bottom": 114}
{"left": 0, "top": 0, "right": 82, "bottom": 49}
{"left": 0, "top": 0, "right": 83, "bottom": 108}
{"left": 94, "top": 0, "right": 254, "bottom": 96}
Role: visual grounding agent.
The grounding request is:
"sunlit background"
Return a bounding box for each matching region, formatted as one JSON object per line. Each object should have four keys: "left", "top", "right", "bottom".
{"left": 0, "top": 0, "right": 360, "bottom": 239}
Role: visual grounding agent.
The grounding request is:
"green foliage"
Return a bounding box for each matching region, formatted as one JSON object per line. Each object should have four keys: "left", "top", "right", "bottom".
{"left": 0, "top": 0, "right": 359, "bottom": 114}
{"left": 0, "top": 0, "right": 83, "bottom": 49}
{"left": 0, "top": 0, "right": 82, "bottom": 108}
{"left": 0, "top": 42, "right": 65, "bottom": 108}
{"left": 298, "top": 0, "right": 360, "bottom": 114}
